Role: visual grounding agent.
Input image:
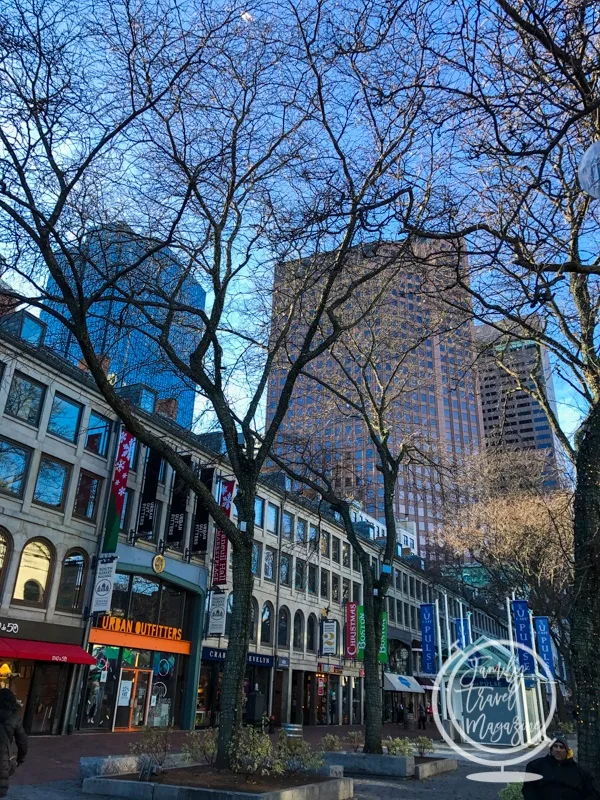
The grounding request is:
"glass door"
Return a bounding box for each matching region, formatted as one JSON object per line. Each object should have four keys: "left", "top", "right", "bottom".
{"left": 131, "top": 670, "right": 152, "bottom": 728}
{"left": 114, "top": 668, "right": 152, "bottom": 730}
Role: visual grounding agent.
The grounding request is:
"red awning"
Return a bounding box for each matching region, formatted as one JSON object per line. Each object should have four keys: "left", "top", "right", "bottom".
{"left": 0, "top": 638, "right": 95, "bottom": 665}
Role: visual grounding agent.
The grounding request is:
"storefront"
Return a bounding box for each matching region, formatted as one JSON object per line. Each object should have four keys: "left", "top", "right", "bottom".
{"left": 80, "top": 567, "right": 204, "bottom": 732}
{"left": 382, "top": 673, "right": 424, "bottom": 724}
{"left": 0, "top": 618, "right": 94, "bottom": 735}
{"left": 197, "top": 648, "right": 273, "bottom": 727}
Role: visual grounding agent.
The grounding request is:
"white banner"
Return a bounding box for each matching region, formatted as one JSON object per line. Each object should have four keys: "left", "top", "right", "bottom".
{"left": 322, "top": 620, "right": 337, "bottom": 655}
{"left": 90, "top": 556, "right": 118, "bottom": 615}
{"left": 208, "top": 593, "right": 227, "bottom": 636}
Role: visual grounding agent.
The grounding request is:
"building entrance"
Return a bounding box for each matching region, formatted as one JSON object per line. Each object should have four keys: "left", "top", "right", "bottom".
{"left": 114, "top": 668, "right": 153, "bottom": 730}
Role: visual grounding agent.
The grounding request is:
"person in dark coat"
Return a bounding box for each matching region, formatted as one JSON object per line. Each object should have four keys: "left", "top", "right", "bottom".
{"left": 0, "top": 688, "right": 27, "bottom": 798}
{"left": 523, "top": 735, "right": 600, "bottom": 800}
{"left": 417, "top": 702, "right": 427, "bottom": 730}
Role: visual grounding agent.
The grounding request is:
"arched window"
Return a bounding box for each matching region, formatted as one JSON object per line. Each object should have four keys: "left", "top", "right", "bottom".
{"left": 277, "top": 606, "right": 290, "bottom": 648}
{"left": 293, "top": 610, "right": 304, "bottom": 651}
{"left": 12, "top": 538, "right": 54, "bottom": 607}
{"left": 0, "top": 529, "right": 13, "bottom": 594}
{"left": 261, "top": 601, "right": 273, "bottom": 644}
{"left": 249, "top": 597, "right": 259, "bottom": 643}
{"left": 56, "top": 550, "right": 88, "bottom": 612}
{"left": 225, "top": 593, "right": 234, "bottom": 636}
{"left": 307, "top": 613, "right": 317, "bottom": 653}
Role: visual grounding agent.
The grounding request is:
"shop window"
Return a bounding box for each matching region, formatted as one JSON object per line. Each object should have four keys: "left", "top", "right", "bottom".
{"left": 159, "top": 582, "right": 185, "bottom": 629}
{"left": 307, "top": 613, "right": 317, "bottom": 652}
{"left": 293, "top": 610, "right": 304, "bottom": 651}
{"left": 47, "top": 393, "right": 82, "bottom": 442}
{"left": 33, "top": 455, "right": 70, "bottom": 509}
{"left": 225, "top": 593, "right": 234, "bottom": 636}
{"left": 55, "top": 549, "right": 87, "bottom": 612}
{"left": 254, "top": 497, "right": 265, "bottom": 528}
{"left": 85, "top": 411, "right": 110, "bottom": 457}
{"left": 4, "top": 372, "right": 46, "bottom": 426}
{"left": 261, "top": 601, "right": 273, "bottom": 644}
{"left": 0, "top": 437, "right": 31, "bottom": 498}
{"left": 112, "top": 572, "right": 131, "bottom": 618}
{"left": 249, "top": 597, "right": 258, "bottom": 643}
{"left": 280, "top": 553, "right": 291, "bottom": 586}
{"left": 73, "top": 471, "right": 102, "bottom": 520}
{"left": 12, "top": 538, "right": 54, "bottom": 607}
{"left": 130, "top": 575, "right": 160, "bottom": 622}
{"left": 277, "top": 606, "right": 290, "bottom": 648}
{"left": 0, "top": 528, "right": 12, "bottom": 594}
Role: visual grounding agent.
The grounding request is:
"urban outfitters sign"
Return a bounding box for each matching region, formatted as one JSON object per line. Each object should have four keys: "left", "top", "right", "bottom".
{"left": 98, "top": 615, "right": 183, "bottom": 641}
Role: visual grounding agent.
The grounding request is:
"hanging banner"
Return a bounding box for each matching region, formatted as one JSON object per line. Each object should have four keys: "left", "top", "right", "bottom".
{"left": 102, "top": 428, "right": 135, "bottom": 553}
{"left": 322, "top": 620, "right": 337, "bottom": 655}
{"left": 420, "top": 603, "right": 436, "bottom": 674}
{"left": 345, "top": 602, "right": 358, "bottom": 659}
{"left": 379, "top": 612, "right": 388, "bottom": 664}
{"left": 512, "top": 599, "right": 535, "bottom": 674}
{"left": 534, "top": 616, "right": 555, "bottom": 679}
{"left": 357, "top": 605, "right": 366, "bottom": 660}
{"left": 207, "top": 593, "right": 227, "bottom": 636}
{"left": 166, "top": 455, "right": 191, "bottom": 544}
{"left": 456, "top": 617, "right": 471, "bottom": 650}
{"left": 90, "top": 556, "right": 118, "bottom": 614}
{"left": 191, "top": 468, "right": 215, "bottom": 554}
{"left": 137, "top": 448, "right": 162, "bottom": 539}
{"left": 212, "top": 479, "right": 235, "bottom": 585}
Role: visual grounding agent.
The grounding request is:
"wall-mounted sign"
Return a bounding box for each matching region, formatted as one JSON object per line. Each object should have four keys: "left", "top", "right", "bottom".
{"left": 90, "top": 556, "right": 118, "bottom": 615}
{"left": 277, "top": 656, "right": 290, "bottom": 668}
{"left": 152, "top": 555, "right": 166, "bottom": 575}
{"left": 201, "top": 647, "right": 273, "bottom": 667}
{"left": 345, "top": 602, "right": 358, "bottom": 659}
{"left": 213, "top": 480, "right": 235, "bottom": 585}
{"left": 207, "top": 594, "right": 227, "bottom": 636}
{"left": 97, "top": 615, "right": 182, "bottom": 641}
{"left": 322, "top": 620, "right": 337, "bottom": 655}
{"left": 318, "top": 663, "right": 343, "bottom": 675}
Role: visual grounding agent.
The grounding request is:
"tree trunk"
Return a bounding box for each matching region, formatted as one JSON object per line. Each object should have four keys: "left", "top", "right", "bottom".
{"left": 216, "top": 536, "right": 253, "bottom": 768}
{"left": 571, "top": 406, "right": 600, "bottom": 779}
{"left": 362, "top": 587, "right": 383, "bottom": 753}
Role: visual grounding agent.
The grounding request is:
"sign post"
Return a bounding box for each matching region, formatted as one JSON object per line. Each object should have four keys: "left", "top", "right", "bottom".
{"left": 90, "top": 556, "right": 118, "bottom": 615}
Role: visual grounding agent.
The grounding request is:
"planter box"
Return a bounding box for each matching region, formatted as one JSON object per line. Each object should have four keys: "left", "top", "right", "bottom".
{"left": 82, "top": 776, "right": 354, "bottom": 800}
{"left": 80, "top": 754, "right": 191, "bottom": 780}
{"left": 323, "top": 752, "right": 414, "bottom": 777}
{"left": 414, "top": 758, "right": 458, "bottom": 780}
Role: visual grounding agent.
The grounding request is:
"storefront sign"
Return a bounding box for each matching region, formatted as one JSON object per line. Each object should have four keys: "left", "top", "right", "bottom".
{"left": 167, "top": 455, "right": 191, "bottom": 544}
{"left": 98, "top": 615, "right": 182, "bottom": 641}
{"left": 248, "top": 653, "right": 274, "bottom": 667}
{"left": 152, "top": 555, "right": 166, "bottom": 575}
{"left": 207, "top": 594, "right": 227, "bottom": 636}
{"left": 191, "top": 469, "right": 215, "bottom": 554}
{"left": 420, "top": 603, "right": 436, "bottom": 674}
{"left": 118, "top": 680, "right": 133, "bottom": 706}
{"left": 318, "top": 663, "right": 343, "bottom": 675}
{"left": 213, "top": 480, "right": 235, "bottom": 585}
{"left": 137, "top": 448, "right": 163, "bottom": 539}
{"left": 345, "top": 602, "right": 358, "bottom": 658}
{"left": 322, "top": 620, "right": 337, "bottom": 655}
{"left": 277, "top": 656, "right": 290, "bottom": 668}
{"left": 357, "top": 606, "right": 365, "bottom": 660}
{"left": 534, "top": 616, "right": 555, "bottom": 679}
{"left": 201, "top": 647, "right": 273, "bottom": 667}
{"left": 0, "top": 618, "right": 83, "bottom": 645}
{"left": 379, "top": 612, "right": 388, "bottom": 664}
{"left": 102, "top": 428, "right": 135, "bottom": 553}
{"left": 512, "top": 599, "right": 535, "bottom": 674}
{"left": 90, "top": 556, "right": 118, "bottom": 615}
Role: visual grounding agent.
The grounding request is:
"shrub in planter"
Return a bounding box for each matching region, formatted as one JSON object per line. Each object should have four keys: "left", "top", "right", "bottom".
{"left": 384, "top": 737, "right": 413, "bottom": 756}
{"left": 498, "top": 783, "right": 523, "bottom": 800}
{"left": 276, "top": 732, "right": 325, "bottom": 774}
{"left": 229, "top": 726, "right": 279, "bottom": 779}
{"left": 346, "top": 731, "right": 365, "bottom": 752}
{"left": 183, "top": 728, "right": 218, "bottom": 766}
{"left": 412, "top": 736, "right": 435, "bottom": 758}
{"left": 321, "top": 734, "right": 343, "bottom": 752}
{"left": 129, "top": 726, "right": 174, "bottom": 778}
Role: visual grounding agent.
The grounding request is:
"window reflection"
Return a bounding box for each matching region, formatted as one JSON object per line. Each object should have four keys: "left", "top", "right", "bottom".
{"left": 13, "top": 539, "right": 53, "bottom": 606}
{"left": 47, "top": 393, "right": 82, "bottom": 442}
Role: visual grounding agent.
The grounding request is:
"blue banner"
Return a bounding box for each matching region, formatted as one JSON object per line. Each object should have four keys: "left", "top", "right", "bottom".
{"left": 420, "top": 603, "right": 436, "bottom": 674}
{"left": 512, "top": 600, "right": 535, "bottom": 674}
{"left": 534, "top": 617, "right": 555, "bottom": 679}
{"left": 456, "top": 618, "right": 470, "bottom": 650}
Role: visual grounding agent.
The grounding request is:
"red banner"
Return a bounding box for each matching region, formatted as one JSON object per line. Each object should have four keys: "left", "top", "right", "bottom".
{"left": 102, "top": 429, "right": 135, "bottom": 553}
{"left": 345, "top": 602, "right": 358, "bottom": 658}
{"left": 212, "top": 479, "right": 235, "bottom": 585}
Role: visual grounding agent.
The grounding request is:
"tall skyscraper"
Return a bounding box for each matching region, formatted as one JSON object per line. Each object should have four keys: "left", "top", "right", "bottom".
{"left": 266, "top": 241, "right": 483, "bottom": 559}
{"left": 473, "top": 323, "right": 562, "bottom": 482}
{"left": 41, "top": 224, "right": 205, "bottom": 430}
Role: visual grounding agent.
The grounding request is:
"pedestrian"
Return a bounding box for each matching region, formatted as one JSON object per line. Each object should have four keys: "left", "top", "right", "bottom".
{"left": 426, "top": 702, "right": 433, "bottom": 724}
{"left": 418, "top": 702, "right": 427, "bottom": 730}
{"left": 0, "top": 688, "right": 27, "bottom": 798}
{"left": 523, "top": 735, "right": 600, "bottom": 800}
{"left": 398, "top": 702, "right": 405, "bottom": 725}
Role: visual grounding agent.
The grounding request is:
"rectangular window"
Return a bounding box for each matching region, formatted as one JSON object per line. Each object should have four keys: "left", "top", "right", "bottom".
{"left": 120, "top": 488, "right": 134, "bottom": 531}
{"left": 296, "top": 518, "right": 307, "bottom": 543}
{"left": 332, "top": 537, "right": 340, "bottom": 563}
{"left": 264, "top": 546, "right": 277, "bottom": 581}
{"left": 47, "top": 393, "right": 82, "bottom": 442}
{"left": 342, "top": 577, "right": 350, "bottom": 601}
{"left": 410, "top": 577, "right": 415, "bottom": 597}
{"left": 282, "top": 511, "right": 294, "bottom": 540}
{"left": 0, "top": 437, "right": 31, "bottom": 497}
{"left": 309, "top": 524, "right": 319, "bottom": 546}
{"left": 352, "top": 549, "right": 360, "bottom": 572}
{"left": 404, "top": 602, "right": 410, "bottom": 627}
{"left": 332, "top": 574, "right": 340, "bottom": 603}
{"left": 251, "top": 542, "right": 262, "bottom": 575}
{"left": 280, "top": 553, "right": 292, "bottom": 586}
{"left": 5, "top": 372, "right": 45, "bottom": 426}
{"left": 389, "top": 596, "right": 395, "bottom": 622}
{"left": 395, "top": 569, "right": 401, "bottom": 590}
{"left": 321, "top": 530, "right": 330, "bottom": 558}
{"left": 416, "top": 581, "right": 422, "bottom": 601}
{"left": 267, "top": 502, "right": 279, "bottom": 534}
{"left": 33, "top": 455, "right": 70, "bottom": 509}
{"left": 352, "top": 582, "right": 361, "bottom": 604}
{"left": 254, "top": 497, "right": 265, "bottom": 527}
{"left": 396, "top": 599, "right": 402, "bottom": 625}
{"left": 320, "top": 569, "right": 329, "bottom": 599}
{"left": 342, "top": 542, "right": 350, "bottom": 568}
{"left": 308, "top": 564, "right": 317, "bottom": 594}
{"left": 410, "top": 606, "right": 416, "bottom": 629}
{"left": 73, "top": 471, "right": 102, "bottom": 520}
{"left": 295, "top": 558, "right": 306, "bottom": 590}
{"left": 85, "top": 411, "right": 110, "bottom": 457}
{"left": 403, "top": 574, "right": 408, "bottom": 594}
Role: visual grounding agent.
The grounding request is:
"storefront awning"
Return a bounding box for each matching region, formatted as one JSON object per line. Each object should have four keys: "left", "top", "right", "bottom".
{"left": 0, "top": 638, "right": 96, "bottom": 665}
{"left": 416, "top": 676, "right": 435, "bottom": 688}
{"left": 383, "top": 673, "right": 425, "bottom": 693}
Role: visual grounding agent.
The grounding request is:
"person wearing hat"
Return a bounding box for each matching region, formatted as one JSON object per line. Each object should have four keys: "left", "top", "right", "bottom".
{"left": 522, "top": 735, "right": 600, "bottom": 800}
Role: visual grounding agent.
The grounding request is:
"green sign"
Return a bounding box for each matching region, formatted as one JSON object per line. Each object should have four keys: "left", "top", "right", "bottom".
{"left": 356, "top": 606, "right": 388, "bottom": 663}
{"left": 379, "top": 612, "right": 388, "bottom": 664}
